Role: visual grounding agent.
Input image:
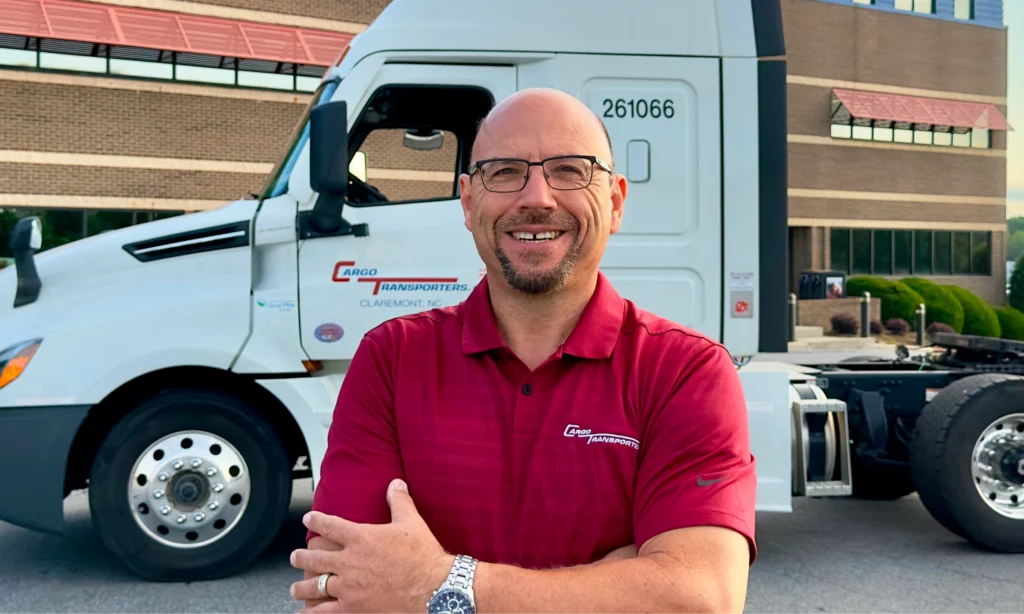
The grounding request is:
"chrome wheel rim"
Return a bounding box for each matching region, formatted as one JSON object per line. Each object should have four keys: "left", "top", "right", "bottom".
{"left": 128, "top": 430, "right": 251, "bottom": 549}
{"left": 970, "top": 413, "right": 1024, "bottom": 520}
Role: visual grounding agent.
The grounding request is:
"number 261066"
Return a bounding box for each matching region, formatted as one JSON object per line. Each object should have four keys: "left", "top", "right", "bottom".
{"left": 602, "top": 98, "right": 675, "bottom": 119}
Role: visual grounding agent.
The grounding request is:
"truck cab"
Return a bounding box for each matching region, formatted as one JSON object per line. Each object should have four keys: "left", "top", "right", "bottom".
{"left": 0, "top": 0, "right": 805, "bottom": 581}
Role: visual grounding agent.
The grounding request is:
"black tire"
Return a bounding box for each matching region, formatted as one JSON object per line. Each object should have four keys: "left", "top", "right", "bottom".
{"left": 850, "top": 454, "right": 916, "bottom": 500}
{"left": 89, "top": 388, "right": 292, "bottom": 581}
{"left": 910, "top": 373, "right": 1024, "bottom": 551}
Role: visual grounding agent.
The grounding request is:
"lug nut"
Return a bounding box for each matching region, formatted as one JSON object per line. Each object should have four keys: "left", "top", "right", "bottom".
{"left": 172, "top": 460, "right": 184, "bottom": 470}
{"left": 194, "top": 512, "right": 206, "bottom": 522}
{"left": 208, "top": 501, "right": 219, "bottom": 510}
{"left": 212, "top": 483, "right": 224, "bottom": 493}
{"left": 176, "top": 515, "right": 186, "bottom": 524}
{"left": 191, "top": 458, "right": 203, "bottom": 468}
{"left": 206, "top": 467, "right": 218, "bottom": 477}
{"left": 160, "top": 506, "right": 170, "bottom": 515}
{"left": 158, "top": 473, "right": 169, "bottom": 482}
{"left": 153, "top": 489, "right": 165, "bottom": 499}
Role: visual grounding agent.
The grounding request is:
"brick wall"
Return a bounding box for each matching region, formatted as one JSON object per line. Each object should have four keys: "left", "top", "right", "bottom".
{"left": 781, "top": 0, "right": 1007, "bottom": 97}
{"left": 0, "top": 81, "right": 306, "bottom": 163}
{"left": 196, "top": 0, "right": 392, "bottom": 23}
{"left": 790, "top": 198, "right": 1007, "bottom": 225}
{"left": 0, "top": 163, "right": 261, "bottom": 201}
{"left": 788, "top": 142, "right": 1007, "bottom": 199}
{"left": 799, "top": 297, "right": 881, "bottom": 333}
{"left": 360, "top": 129, "right": 460, "bottom": 173}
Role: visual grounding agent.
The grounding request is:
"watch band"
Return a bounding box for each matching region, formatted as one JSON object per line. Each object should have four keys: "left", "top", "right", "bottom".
{"left": 447, "top": 554, "right": 477, "bottom": 591}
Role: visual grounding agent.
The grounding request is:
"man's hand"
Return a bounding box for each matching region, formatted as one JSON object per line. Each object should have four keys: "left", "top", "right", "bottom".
{"left": 299, "top": 536, "right": 342, "bottom": 611}
{"left": 289, "top": 479, "right": 455, "bottom": 613}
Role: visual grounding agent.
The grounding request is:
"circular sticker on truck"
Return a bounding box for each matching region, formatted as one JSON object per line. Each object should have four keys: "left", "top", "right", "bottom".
{"left": 314, "top": 323, "right": 344, "bottom": 343}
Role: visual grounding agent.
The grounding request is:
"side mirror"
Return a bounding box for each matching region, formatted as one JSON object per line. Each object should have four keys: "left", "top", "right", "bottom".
{"left": 10, "top": 216, "right": 43, "bottom": 308}
{"left": 403, "top": 129, "right": 444, "bottom": 151}
{"left": 10, "top": 216, "right": 42, "bottom": 253}
{"left": 309, "top": 100, "right": 350, "bottom": 198}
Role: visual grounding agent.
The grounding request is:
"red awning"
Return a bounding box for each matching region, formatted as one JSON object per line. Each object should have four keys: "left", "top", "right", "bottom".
{"left": 832, "top": 88, "right": 1012, "bottom": 131}
{"left": 0, "top": 0, "right": 353, "bottom": 66}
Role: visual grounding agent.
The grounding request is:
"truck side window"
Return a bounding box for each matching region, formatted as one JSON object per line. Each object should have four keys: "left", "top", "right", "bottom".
{"left": 344, "top": 84, "right": 494, "bottom": 207}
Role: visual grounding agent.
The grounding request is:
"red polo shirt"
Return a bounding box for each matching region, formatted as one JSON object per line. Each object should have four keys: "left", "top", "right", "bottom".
{"left": 309, "top": 272, "right": 757, "bottom": 568}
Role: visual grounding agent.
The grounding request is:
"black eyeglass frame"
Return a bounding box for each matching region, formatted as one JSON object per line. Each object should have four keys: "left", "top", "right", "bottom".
{"left": 467, "top": 155, "right": 613, "bottom": 192}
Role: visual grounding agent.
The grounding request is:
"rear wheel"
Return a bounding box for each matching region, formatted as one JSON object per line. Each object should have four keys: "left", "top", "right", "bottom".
{"left": 910, "top": 374, "right": 1024, "bottom": 551}
{"left": 88, "top": 389, "right": 292, "bottom": 581}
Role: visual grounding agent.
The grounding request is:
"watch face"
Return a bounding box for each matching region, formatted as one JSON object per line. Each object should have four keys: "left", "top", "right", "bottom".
{"left": 428, "top": 588, "right": 474, "bottom": 614}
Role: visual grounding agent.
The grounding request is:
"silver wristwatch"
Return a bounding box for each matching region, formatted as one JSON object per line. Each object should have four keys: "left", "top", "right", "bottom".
{"left": 426, "top": 554, "right": 478, "bottom": 614}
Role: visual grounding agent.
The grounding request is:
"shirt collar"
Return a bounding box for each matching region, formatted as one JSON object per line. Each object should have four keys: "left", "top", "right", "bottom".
{"left": 460, "top": 272, "right": 625, "bottom": 360}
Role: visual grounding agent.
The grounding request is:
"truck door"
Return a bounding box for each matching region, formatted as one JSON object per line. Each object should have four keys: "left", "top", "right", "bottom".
{"left": 519, "top": 55, "right": 723, "bottom": 339}
{"left": 297, "top": 63, "right": 517, "bottom": 360}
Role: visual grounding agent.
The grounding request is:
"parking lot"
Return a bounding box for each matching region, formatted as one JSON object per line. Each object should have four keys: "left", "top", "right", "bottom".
{"left": 0, "top": 478, "right": 1019, "bottom": 613}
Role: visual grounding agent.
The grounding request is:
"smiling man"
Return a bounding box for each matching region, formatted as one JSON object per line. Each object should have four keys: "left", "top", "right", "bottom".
{"left": 289, "top": 88, "right": 757, "bottom": 613}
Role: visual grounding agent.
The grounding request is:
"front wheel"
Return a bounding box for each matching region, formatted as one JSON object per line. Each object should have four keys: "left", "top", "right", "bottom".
{"left": 89, "top": 389, "right": 292, "bottom": 581}
{"left": 910, "top": 374, "right": 1024, "bottom": 552}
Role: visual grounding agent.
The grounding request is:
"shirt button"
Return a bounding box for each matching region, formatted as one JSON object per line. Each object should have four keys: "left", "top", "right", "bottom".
{"left": 521, "top": 383, "right": 533, "bottom": 395}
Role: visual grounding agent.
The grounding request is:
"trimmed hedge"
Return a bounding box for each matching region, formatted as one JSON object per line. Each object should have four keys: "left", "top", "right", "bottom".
{"left": 900, "top": 277, "right": 965, "bottom": 333}
{"left": 846, "top": 276, "right": 925, "bottom": 326}
{"left": 995, "top": 306, "right": 1024, "bottom": 341}
{"left": 942, "top": 285, "right": 1001, "bottom": 338}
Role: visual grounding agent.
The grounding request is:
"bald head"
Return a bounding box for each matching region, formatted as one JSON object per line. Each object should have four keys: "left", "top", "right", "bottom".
{"left": 472, "top": 88, "right": 614, "bottom": 169}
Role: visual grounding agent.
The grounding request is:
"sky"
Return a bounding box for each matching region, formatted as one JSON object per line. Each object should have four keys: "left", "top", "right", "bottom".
{"left": 1007, "top": 1, "right": 1023, "bottom": 218}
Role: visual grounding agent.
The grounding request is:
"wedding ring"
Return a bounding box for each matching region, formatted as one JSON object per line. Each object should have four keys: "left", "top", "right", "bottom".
{"left": 317, "top": 572, "right": 333, "bottom": 598}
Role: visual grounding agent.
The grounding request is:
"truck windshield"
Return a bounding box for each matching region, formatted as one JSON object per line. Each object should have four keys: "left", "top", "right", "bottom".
{"left": 260, "top": 78, "right": 341, "bottom": 200}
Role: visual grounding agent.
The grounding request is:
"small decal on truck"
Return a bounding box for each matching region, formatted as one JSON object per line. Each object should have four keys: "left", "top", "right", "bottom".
{"left": 330, "top": 261, "right": 468, "bottom": 295}
{"left": 314, "top": 323, "right": 344, "bottom": 343}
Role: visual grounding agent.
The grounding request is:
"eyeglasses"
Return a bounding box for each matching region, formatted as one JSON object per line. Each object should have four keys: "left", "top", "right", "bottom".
{"left": 468, "top": 155, "right": 612, "bottom": 193}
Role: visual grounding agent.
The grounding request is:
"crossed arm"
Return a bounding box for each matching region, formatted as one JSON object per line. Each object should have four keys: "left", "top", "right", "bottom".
{"left": 299, "top": 517, "right": 750, "bottom": 613}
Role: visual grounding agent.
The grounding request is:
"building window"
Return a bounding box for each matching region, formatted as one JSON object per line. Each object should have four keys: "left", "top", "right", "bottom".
{"left": 0, "top": 34, "right": 326, "bottom": 93}
{"left": 852, "top": 0, "right": 873, "bottom": 4}
{"left": 831, "top": 121, "right": 990, "bottom": 149}
{"left": 895, "top": 0, "right": 934, "bottom": 13}
{"left": 829, "top": 228, "right": 991, "bottom": 277}
{"left": 955, "top": 0, "right": 974, "bottom": 20}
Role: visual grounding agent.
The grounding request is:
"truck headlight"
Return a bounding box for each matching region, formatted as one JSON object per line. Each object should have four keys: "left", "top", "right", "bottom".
{"left": 0, "top": 339, "right": 42, "bottom": 390}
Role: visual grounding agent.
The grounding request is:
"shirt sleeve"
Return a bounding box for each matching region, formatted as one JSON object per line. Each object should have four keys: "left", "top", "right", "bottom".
{"left": 307, "top": 332, "right": 404, "bottom": 543}
{"left": 632, "top": 342, "right": 758, "bottom": 562}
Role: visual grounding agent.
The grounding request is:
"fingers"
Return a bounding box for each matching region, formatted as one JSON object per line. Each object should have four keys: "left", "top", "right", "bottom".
{"left": 386, "top": 478, "right": 420, "bottom": 523}
{"left": 290, "top": 574, "right": 342, "bottom": 602}
{"left": 290, "top": 548, "right": 338, "bottom": 575}
{"left": 302, "top": 511, "right": 358, "bottom": 545}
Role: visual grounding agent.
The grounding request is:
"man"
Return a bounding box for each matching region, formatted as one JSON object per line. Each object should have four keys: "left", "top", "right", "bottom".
{"left": 288, "top": 88, "right": 757, "bottom": 613}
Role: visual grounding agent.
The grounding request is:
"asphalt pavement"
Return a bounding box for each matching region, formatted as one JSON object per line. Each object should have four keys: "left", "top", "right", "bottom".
{"left": 0, "top": 478, "right": 1019, "bottom": 613}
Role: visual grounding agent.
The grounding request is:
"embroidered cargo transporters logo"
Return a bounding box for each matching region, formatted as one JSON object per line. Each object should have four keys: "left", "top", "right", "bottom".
{"left": 563, "top": 424, "right": 639, "bottom": 450}
{"left": 331, "top": 260, "right": 471, "bottom": 309}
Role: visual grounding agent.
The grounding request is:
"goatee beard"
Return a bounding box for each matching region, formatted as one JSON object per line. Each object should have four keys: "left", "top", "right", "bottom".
{"left": 493, "top": 212, "right": 582, "bottom": 295}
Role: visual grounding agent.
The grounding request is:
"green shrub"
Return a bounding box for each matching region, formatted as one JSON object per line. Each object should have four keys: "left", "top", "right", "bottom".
{"left": 995, "top": 306, "right": 1024, "bottom": 341}
{"left": 845, "top": 276, "right": 925, "bottom": 326}
{"left": 900, "top": 277, "right": 965, "bottom": 333}
{"left": 942, "top": 285, "right": 1001, "bottom": 338}
{"left": 1009, "top": 253, "right": 1024, "bottom": 313}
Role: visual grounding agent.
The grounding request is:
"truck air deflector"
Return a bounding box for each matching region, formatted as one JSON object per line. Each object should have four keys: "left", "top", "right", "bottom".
{"left": 122, "top": 221, "right": 251, "bottom": 263}
{"left": 750, "top": 0, "right": 785, "bottom": 58}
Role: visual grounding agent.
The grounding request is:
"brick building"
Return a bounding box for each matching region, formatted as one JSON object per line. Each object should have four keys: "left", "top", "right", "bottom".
{"left": 784, "top": 0, "right": 1011, "bottom": 304}
{"left": 0, "top": 0, "right": 1012, "bottom": 305}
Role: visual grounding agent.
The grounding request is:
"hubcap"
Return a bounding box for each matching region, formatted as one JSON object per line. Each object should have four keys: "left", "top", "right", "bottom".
{"left": 129, "top": 430, "right": 251, "bottom": 549}
{"left": 971, "top": 414, "right": 1024, "bottom": 520}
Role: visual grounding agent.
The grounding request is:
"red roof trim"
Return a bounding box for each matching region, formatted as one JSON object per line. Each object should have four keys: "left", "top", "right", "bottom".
{"left": 0, "top": 0, "right": 353, "bottom": 66}
{"left": 832, "top": 88, "right": 1012, "bottom": 131}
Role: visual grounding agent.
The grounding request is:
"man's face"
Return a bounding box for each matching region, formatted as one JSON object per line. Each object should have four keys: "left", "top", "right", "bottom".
{"left": 459, "top": 91, "right": 627, "bottom": 295}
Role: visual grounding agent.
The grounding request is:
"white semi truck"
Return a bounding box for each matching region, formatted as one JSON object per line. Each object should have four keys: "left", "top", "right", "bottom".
{"left": 1, "top": 0, "right": 1022, "bottom": 582}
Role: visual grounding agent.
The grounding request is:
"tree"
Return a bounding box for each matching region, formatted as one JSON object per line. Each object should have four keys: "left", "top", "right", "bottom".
{"left": 1010, "top": 252, "right": 1024, "bottom": 313}
{"left": 1008, "top": 230, "right": 1024, "bottom": 263}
